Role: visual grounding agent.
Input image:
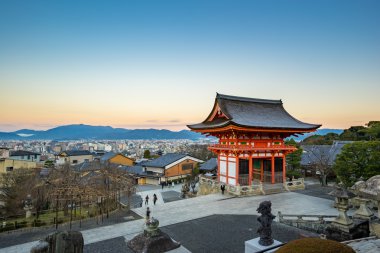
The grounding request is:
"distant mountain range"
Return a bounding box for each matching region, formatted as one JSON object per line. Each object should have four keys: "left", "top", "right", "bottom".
{"left": 0, "top": 124, "right": 343, "bottom": 141}
{"left": 290, "top": 129, "right": 344, "bottom": 142}
{"left": 0, "top": 124, "right": 203, "bottom": 140}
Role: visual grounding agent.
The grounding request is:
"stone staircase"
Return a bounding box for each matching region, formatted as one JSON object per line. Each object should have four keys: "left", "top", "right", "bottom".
{"left": 263, "top": 183, "right": 286, "bottom": 195}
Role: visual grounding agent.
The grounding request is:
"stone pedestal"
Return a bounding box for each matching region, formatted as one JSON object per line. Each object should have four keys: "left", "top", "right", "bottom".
{"left": 245, "top": 238, "right": 282, "bottom": 253}
{"left": 325, "top": 219, "right": 369, "bottom": 242}
{"left": 128, "top": 217, "right": 180, "bottom": 253}
{"left": 354, "top": 198, "right": 374, "bottom": 220}
{"left": 25, "top": 209, "right": 32, "bottom": 219}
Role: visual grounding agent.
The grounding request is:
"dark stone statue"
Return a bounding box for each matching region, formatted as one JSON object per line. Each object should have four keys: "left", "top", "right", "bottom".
{"left": 30, "top": 231, "right": 84, "bottom": 253}
{"left": 257, "top": 201, "right": 276, "bottom": 246}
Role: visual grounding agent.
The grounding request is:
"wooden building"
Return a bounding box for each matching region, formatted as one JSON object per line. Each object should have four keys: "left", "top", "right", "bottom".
{"left": 56, "top": 150, "right": 94, "bottom": 165}
{"left": 100, "top": 152, "right": 134, "bottom": 166}
{"left": 188, "top": 93, "right": 320, "bottom": 186}
{"left": 141, "top": 153, "right": 204, "bottom": 185}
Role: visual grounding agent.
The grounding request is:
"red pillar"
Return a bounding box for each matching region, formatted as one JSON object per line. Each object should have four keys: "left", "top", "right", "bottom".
{"left": 271, "top": 153, "right": 275, "bottom": 184}
{"left": 260, "top": 159, "right": 264, "bottom": 182}
{"left": 236, "top": 155, "right": 239, "bottom": 185}
{"left": 248, "top": 154, "right": 253, "bottom": 185}
{"left": 282, "top": 153, "right": 286, "bottom": 183}
{"left": 217, "top": 153, "right": 220, "bottom": 182}
{"left": 226, "top": 154, "right": 229, "bottom": 184}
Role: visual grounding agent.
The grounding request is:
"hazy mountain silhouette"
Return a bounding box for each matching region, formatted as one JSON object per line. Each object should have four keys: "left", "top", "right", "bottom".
{"left": 0, "top": 124, "right": 342, "bottom": 141}
{"left": 0, "top": 124, "right": 204, "bottom": 140}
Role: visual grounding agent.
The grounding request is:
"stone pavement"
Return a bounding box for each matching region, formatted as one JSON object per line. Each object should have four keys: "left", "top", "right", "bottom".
{"left": 0, "top": 190, "right": 338, "bottom": 253}
{"left": 346, "top": 237, "right": 380, "bottom": 253}
{"left": 134, "top": 183, "right": 183, "bottom": 207}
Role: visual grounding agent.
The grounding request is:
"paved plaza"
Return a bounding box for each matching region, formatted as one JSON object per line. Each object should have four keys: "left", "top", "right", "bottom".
{"left": 0, "top": 185, "right": 339, "bottom": 253}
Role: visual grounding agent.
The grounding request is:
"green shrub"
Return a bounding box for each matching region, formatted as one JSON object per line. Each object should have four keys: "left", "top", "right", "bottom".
{"left": 15, "top": 220, "right": 28, "bottom": 229}
{"left": 277, "top": 238, "right": 355, "bottom": 253}
{"left": 286, "top": 170, "right": 302, "bottom": 179}
{"left": 33, "top": 220, "right": 46, "bottom": 227}
{"left": 0, "top": 222, "right": 15, "bottom": 232}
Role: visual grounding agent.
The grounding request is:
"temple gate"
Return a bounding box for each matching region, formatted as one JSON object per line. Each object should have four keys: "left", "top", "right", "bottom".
{"left": 188, "top": 93, "right": 320, "bottom": 185}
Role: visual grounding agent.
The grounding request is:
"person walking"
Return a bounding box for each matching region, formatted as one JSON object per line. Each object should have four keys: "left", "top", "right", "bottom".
{"left": 146, "top": 207, "right": 151, "bottom": 221}
{"left": 145, "top": 195, "right": 149, "bottom": 205}
{"left": 161, "top": 182, "right": 164, "bottom": 190}
{"left": 153, "top": 194, "right": 158, "bottom": 205}
{"left": 220, "top": 184, "right": 226, "bottom": 195}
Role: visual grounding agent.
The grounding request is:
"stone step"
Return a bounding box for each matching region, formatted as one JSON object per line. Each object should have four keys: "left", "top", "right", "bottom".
{"left": 263, "top": 187, "right": 286, "bottom": 195}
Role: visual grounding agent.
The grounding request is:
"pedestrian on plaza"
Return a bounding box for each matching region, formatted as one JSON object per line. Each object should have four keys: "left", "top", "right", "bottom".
{"left": 220, "top": 184, "right": 226, "bottom": 195}
{"left": 153, "top": 194, "right": 158, "bottom": 205}
{"left": 172, "top": 181, "right": 174, "bottom": 188}
{"left": 161, "top": 182, "right": 164, "bottom": 190}
{"left": 146, "top": 207, "right": 150, "bottom": 220}
{"left": 145, "top": 195, "right": 149, "bottom": 205}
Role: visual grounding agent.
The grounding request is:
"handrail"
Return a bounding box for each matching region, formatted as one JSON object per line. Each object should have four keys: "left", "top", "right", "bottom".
{"left": 208, "top": 144, "right": 297, "bottom": 151}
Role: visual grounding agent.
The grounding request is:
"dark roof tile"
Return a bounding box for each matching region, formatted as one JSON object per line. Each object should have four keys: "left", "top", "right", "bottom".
{"left": 200, "top": 158, "right": 218, "bottom": 171}
{"left": 188, "top": 93, "right": 321, "bottom": 131}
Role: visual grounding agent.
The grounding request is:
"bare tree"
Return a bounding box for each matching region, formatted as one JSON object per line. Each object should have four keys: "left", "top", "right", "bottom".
{"left": 302, "top": 143, "right": 341, "bottom": 186}
{"left": 0, "top": 168, "right": 38, "bottom": 217}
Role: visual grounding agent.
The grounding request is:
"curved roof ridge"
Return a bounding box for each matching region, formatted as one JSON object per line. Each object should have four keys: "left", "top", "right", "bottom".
{"left": 217, "top": 93, "right": 282, "bottom": 104}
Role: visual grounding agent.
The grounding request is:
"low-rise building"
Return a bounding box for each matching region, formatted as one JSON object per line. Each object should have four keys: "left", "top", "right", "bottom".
{"left": 199, "top": 158, "right": 218, "bottom": 176}
{"left": 139, "top": 153, "right": 203, "bottom": 185}
{"left": 100, "top": 152, "right": 134, "bottom": 166}
{"left": 0, "top": 158, "right": 37, "bottom": 173}
{"left": 9, "top": 150, "right": 41, "bottom": 162}
{"left": 56, "top": 150, "right": 94, "bottom": 165}
{"left": 0, "top": 147, "right": 10, "bottom": 159}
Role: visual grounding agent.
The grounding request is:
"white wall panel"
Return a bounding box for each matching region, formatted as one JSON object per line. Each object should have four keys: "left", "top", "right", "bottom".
{"left": 220, "top": 160, "right": 227, "bottom": 175}
{"left": 228, "top": 162, "right": 236, "bottom": 177}
{"left": 229, "top": 178, "right": 236, "bottom": 186}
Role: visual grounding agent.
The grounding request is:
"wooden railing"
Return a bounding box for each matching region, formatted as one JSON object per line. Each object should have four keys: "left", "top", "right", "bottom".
{"left": 209, "top": 144, "right": 297, "bottom": 151}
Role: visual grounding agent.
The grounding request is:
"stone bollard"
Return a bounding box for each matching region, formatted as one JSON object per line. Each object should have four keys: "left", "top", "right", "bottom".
{"left": 30, "top": 241, "right": 49, "bottom": 253}
{"left": 30, "top": 231, "right": 84, "bottom": 253}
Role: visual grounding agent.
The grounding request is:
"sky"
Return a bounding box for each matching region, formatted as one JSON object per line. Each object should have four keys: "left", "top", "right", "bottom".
{"left": 0, "top": 0, "right": 379, "bottom": 132}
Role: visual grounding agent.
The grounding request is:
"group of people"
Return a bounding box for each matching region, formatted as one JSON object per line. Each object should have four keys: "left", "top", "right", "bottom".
{"left": 160, "top": 181, "right": 175, "bottom": 189}
{"left": 144, "top": 193, "right": 158, "bottom": 206}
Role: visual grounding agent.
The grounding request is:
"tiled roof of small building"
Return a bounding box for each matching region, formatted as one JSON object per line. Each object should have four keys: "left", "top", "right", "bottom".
{"left": 188, "top": 93, "right": 321, "bottom": 131}
{"left": 301, "top": 141, "right": 353, "bottom": 166}
{"left": 143, "top": 153, "right": 189, "bottom": 168}
{"left": 10, "top": 150, "right": 40, "bottom": 156}
{"left": 60, "top": 150, "right": 93, "bottom": 156}
{"left": 100, "top": 152, "right": 117, "bottom": 162}
{"left": 200, "top": 158, "right": 218, "bottom": 171}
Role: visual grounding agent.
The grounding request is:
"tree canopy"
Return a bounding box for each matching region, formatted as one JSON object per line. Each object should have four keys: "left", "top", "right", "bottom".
{"left": 143, "top": 149, "right": 151, "bottom": 159}
{"left": 333, "top": 141, "right": 380, "bottom": 187}
{"left": 302, "top": 121, "right": 380, "bottom": 144}
{"left": 285, "top": 138, "right": 302, "bottom": 171}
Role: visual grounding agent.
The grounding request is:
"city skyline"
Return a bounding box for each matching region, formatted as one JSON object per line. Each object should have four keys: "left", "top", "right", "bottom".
{"left": 1, "top": 0, "right": 379, "bottom": 132}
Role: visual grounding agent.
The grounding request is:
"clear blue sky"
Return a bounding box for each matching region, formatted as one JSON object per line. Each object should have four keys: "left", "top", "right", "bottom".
{"left": 0, "top": 0, "right": 379, "bottom": 131}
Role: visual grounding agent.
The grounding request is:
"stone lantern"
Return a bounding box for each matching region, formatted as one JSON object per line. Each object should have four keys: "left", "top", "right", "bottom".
{"left": 329, "top": 185, "right": 355, "bottom": 232}
{"left": 24, "top": 194, "right": 33, "bottom": 219}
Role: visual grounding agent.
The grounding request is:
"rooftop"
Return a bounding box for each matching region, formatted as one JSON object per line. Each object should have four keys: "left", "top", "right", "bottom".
{"left": 59, "top": 150, "right": 93, "bottom": 157}
{"left": 10, "top": 150, "right": 40, "bottom": 156}
{"left": 199, "top": 158, "right": 218, "bottom": 171}
{"left": 143, "top": 153, "right": 189, "bottom": 168}
{"left": 188, "top": 93, "right": 321, "bottom": 132}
